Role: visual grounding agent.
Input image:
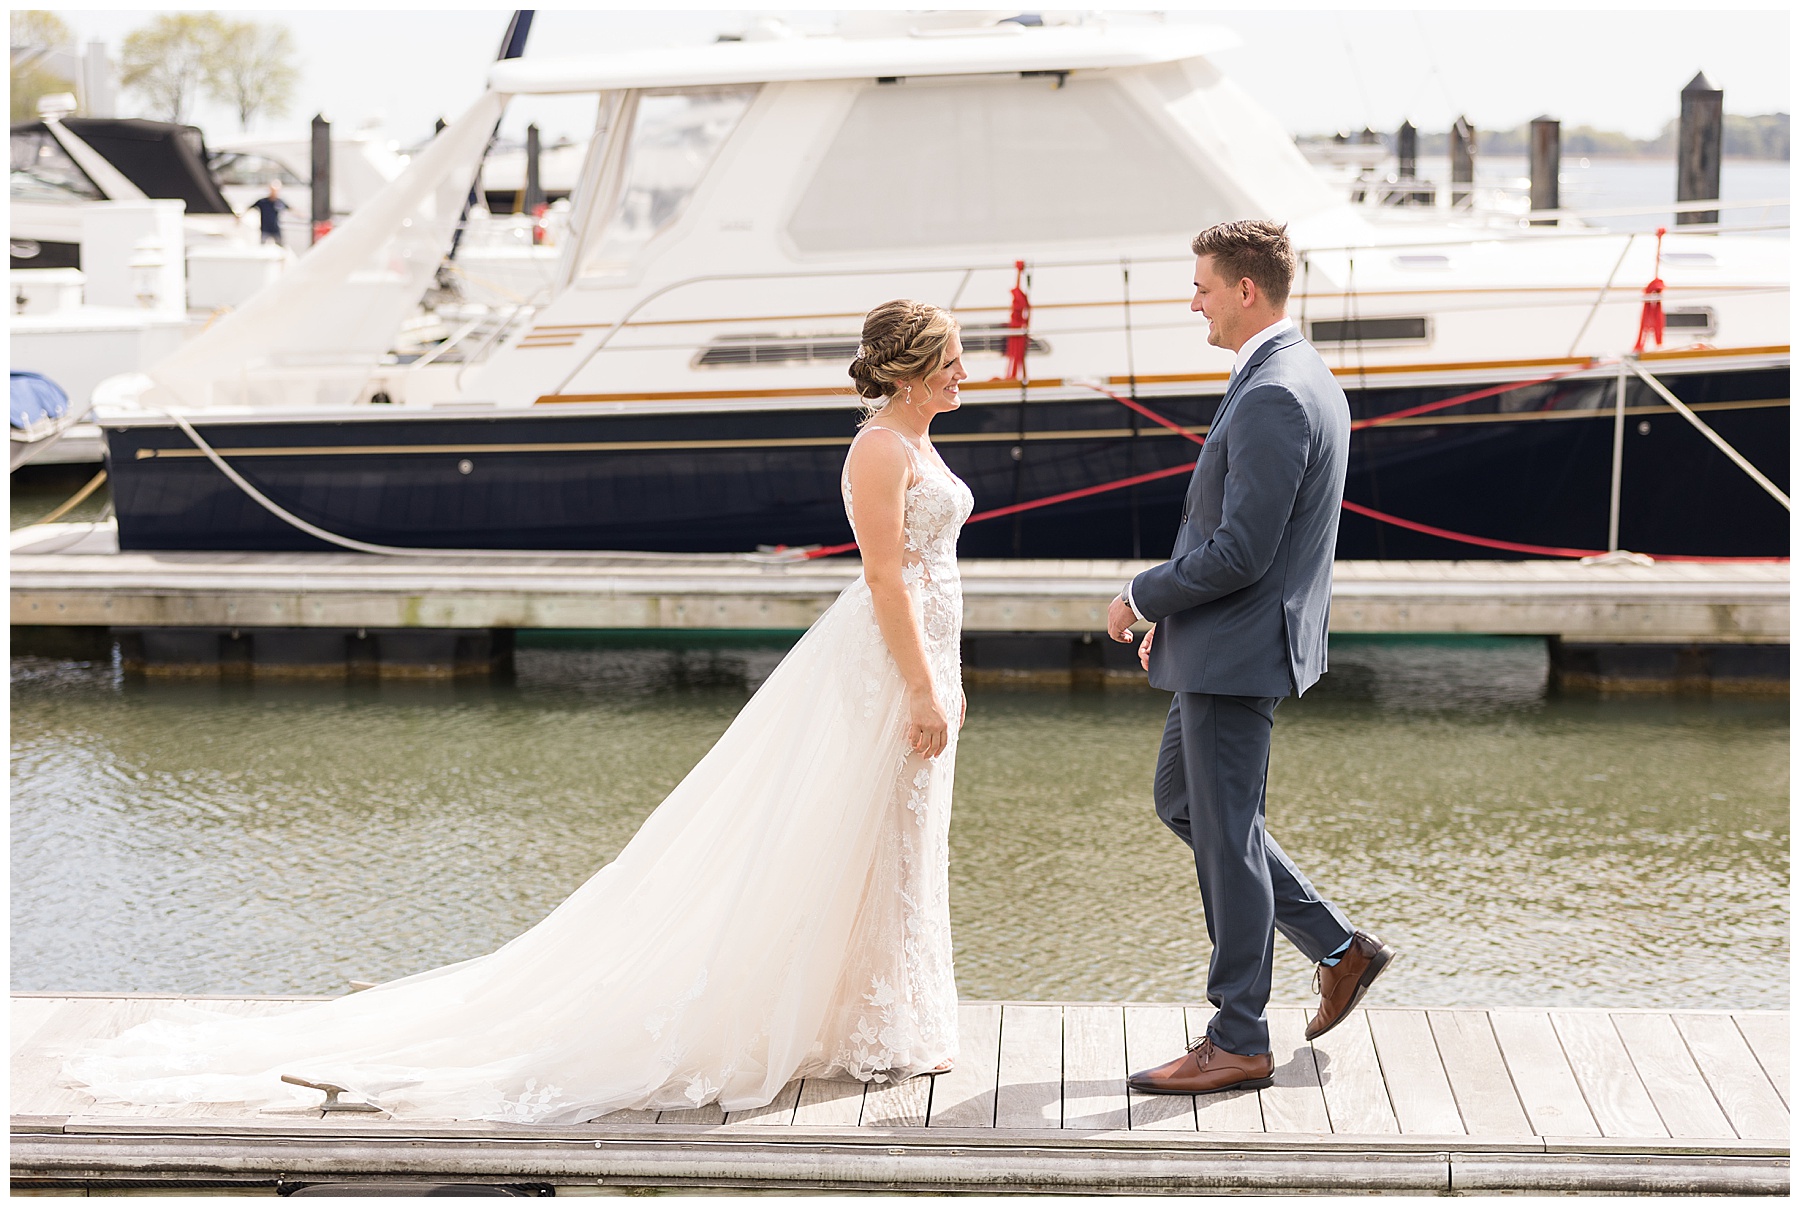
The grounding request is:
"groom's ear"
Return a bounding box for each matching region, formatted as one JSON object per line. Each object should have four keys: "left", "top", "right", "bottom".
{"left": 1238, "top": 277, "right": 1258, "bottom": 307}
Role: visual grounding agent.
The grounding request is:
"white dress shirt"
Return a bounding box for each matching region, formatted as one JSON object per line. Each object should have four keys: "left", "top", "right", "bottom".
{"left": 1122, "top": 316, "right": 1297, "bottom": 623}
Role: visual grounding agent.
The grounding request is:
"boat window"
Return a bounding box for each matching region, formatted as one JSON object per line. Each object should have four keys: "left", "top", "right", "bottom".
{"left": 210, "top": 151, "right": 306, "bottom": 188}
{"left": 1664, "top": 307, "right": 1715, "bottom": 333}
{"left": 582, "top": 86, "right": 758, "bottom": 274}
{"left": 1661, "top": 252, "right": 1717, "bottom": 267}
{"left": 787, "top": 77, "right": 1224, "bottom": 253}
{"left": 1392, "top": 254, "right": 1451, "bottom": 269}
{"left": 695, "top": 325, "right": 1047, "bottom": 368}
{"left": 1309, "top": 317, "right": 1430, "bottom": 344}
{"left": 9, "top": 126, "right": 104, "bottom": 202}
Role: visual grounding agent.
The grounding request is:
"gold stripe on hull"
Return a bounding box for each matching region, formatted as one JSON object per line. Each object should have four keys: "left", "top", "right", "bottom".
{"left": 130, "top": 398, "right": 1787, "bottom": 461}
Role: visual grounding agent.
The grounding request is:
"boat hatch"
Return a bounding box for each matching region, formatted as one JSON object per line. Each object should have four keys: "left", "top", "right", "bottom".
{"left": 787, "top": 76, "right": 1227, "bottom": 252}
{"left": 695, "top": 325, "right": 1049, "bottom": 368}
{"left": 1392, "top": 254, "right": 1452, "bottom": 269}
{"left": 1661, "top": 252, "right": 1718, "bottom": 267}
{"left": 1308, "top": 317, "right": 1431, "bottom": 344}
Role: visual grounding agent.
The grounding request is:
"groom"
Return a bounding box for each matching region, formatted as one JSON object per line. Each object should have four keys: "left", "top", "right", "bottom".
{"left": 1106, "top": 220, "right": 1395, "bottom": 1094}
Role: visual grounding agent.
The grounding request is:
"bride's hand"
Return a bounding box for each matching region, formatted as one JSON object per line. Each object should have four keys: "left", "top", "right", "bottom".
{"left": 907, "top": 685, "right": 950, "bottom": 760}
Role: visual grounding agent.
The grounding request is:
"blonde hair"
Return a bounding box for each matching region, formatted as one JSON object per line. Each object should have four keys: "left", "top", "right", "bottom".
{"left": 847, "top": 300, "right": 958, "bottom": 414}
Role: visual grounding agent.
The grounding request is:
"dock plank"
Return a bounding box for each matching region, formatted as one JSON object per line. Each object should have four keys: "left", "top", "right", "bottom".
{"left": 1366, "top": 1009, "right": 1462, "bottom": 1135}
{"left": 1550, "top": 1011, "right": 1666, "bottom": 1139}
{"left": 1123, "top": 1006, "right": 1195, "bottom": 1131}
{"left": 723, "top": 1080, "right": 801, "bottom": 1126}
{"left": 10, "top": 997, "right": 63, "bottom": 1059}
{"left": 1310, "top": 1010, "right": 1399, "bottom": 1135}
{"left": 1732, "top": 1013, "right": 1789, "bottom": 1107}
{"left": 657, "top": 1102, "right": 726, "bottom": 1126}
{"left": 1427, "top": 1009, "right": 1532, "bottom": 1138}
{"left": 1061, "top": 1004, "right": 1129, "bottom": 1131}
{"left": 15, "top": 997, "right": 159, "bottom": 1118}
{"left": 1261, "top": 1007, "right": 1330, "bottom": 1134}
{"left": 792, "top": 1077, "right": 867, "bottom": 1127}
{"left": 1488, "top": 1010, "right": 1600, "bottom": 1137}
{"left": 860, "top": 1074, "right": 933, "bottom": 1128}
{"left": 995, "top": 1004, "right": 1062, "bottom": 1129}
{"left": 1185, "top": 1007, "right": 1263, "bottom": 1133}
{"left": 1674, "top": 1014, "right": 1789, "bottom": 1141}
{"left": 926, "top": 1001, "right": 1000, "bottom": 1128}
{"left": 1611, "top": 1012, "right": 1735, "bottom": 1139}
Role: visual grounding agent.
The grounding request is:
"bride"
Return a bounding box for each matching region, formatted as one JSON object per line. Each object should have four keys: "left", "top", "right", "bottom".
{"left": 64, "top": 301, "right": 975, "bottom": 1124}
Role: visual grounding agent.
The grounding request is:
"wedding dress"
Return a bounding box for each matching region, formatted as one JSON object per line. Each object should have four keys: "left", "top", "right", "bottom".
{"left": 63, "top": 425, "right": 974, "bottom": 1124}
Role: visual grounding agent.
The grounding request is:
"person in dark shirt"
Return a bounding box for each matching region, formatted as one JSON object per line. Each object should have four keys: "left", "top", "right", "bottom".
{"left": 250, "top": 182, "right": 289, "bottom": 246}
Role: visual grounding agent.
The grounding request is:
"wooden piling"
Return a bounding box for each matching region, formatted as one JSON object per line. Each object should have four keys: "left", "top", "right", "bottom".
{"left": 309, "top": 114, "right": 331, "bottom": 244}
{"left": 1529, "top": 117, "right": 1560, "bottom": 224}
{"left": 524, "top": 123, "right": 545, "bottom": 215}
{"left": 1677, "top": 71, "right": 1723, "bottom": 226}
{"left": 1397, "top": 120, "right": 1418, "bottom": 181}
{"left": 1450, "top": 116, "right": 1475, "bottom": 207}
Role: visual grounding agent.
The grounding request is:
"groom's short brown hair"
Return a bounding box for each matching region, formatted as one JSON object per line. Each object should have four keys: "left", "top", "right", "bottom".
{"left": 1191, "top": 220, "right": 1296, "bottom": 308}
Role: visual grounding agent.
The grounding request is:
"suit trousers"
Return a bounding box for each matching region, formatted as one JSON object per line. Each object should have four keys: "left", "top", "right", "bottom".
{"left": 1153, "top": 692, "right": 1355, "bottom": 1055}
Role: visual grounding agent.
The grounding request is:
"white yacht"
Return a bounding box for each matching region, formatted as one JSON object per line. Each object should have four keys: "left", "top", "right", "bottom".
{"left": 91, "top": 14, "right": 1788, "bottom": 559}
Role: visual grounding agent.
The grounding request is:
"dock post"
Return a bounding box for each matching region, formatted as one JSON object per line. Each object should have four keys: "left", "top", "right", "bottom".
{"left": 1676, "top": 71, "right": 1723, "bottom": 226}
{"left": 1607, "top": 361, "right": 1627, "bottom": 551}
{"left": 524, "top": 122, "right": 545, "bottom": 215}
{"left": 1450, "top": 116, "right": 1475, "bottom": 208}
{"left": 309, "top": 113, "right": 332, "bottom": 244}
{"left": 1529, "top": 117, "right": 1560, "bottom": 225}
{"left": 1397, "top": 119, "right": 1417, "bottom": 182}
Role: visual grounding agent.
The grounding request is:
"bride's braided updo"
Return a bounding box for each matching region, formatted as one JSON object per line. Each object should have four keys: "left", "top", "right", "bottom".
{"left": 848, "top": 300, "right": 958, "bottom": 415}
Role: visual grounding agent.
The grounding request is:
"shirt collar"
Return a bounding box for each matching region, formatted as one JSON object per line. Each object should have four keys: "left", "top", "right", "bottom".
{"left": 1231, "top": 316, "right": 1296, "bottom": 377}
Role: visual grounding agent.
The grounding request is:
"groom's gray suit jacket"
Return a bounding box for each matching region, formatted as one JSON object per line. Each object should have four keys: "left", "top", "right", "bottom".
{"left": 1131, "top": 327, "right": 1350, "bottom": 698}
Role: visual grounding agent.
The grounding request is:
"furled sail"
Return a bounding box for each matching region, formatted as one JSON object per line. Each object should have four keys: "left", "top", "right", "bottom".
{"left": 143, "top": 90, "right": 510, "bottom": 413}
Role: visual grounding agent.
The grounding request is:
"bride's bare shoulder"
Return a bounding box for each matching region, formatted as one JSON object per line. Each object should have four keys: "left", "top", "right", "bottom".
{"left": 846, "top": 425, "right": 914, "bottom": 490}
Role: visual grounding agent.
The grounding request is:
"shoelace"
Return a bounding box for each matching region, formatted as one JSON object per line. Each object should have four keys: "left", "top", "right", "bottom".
{"left": 1182, "top": 1035, "right": 1214, "bottom": 1064}
{"left": 1312, "top": 963, "right": 1323, "bottom": 997}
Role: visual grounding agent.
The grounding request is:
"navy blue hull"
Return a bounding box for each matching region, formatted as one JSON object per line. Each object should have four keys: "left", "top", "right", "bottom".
{"left": 104, "top": 368, "right": 1788, "bottom": 560}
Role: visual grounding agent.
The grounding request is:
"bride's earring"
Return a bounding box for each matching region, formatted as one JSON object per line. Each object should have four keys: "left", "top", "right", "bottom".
{"left": 903, "top": 383, "right": 914, "bottom": 407}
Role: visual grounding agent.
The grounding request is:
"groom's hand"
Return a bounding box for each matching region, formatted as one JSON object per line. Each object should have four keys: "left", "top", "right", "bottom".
{"left": 1107, "top": 595, "right": 1138, "bottom": 643}
{"left": 1138, "top": 625, "right": 1155, "bottom": 671}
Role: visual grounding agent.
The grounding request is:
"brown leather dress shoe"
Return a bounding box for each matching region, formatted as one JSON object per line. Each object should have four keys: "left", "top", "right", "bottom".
{"left": 1305, "top": 930, "right": 1398, "bottom": 1040}
{"left": 1126, "top": 1036, "right": 1274, "bottom": 1095}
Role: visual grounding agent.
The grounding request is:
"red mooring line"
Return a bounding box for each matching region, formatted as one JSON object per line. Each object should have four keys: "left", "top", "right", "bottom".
{"left": 800, "top": 372, "right": 1786, "bottom": 565}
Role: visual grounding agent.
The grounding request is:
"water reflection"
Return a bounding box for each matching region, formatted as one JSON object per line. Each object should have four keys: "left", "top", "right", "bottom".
{"left": 11, "top": 636, "right": 1787, "bottom": 1010}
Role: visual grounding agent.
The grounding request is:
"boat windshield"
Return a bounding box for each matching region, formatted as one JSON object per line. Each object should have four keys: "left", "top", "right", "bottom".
{"left": 10, "top": 126, "right": 104, "bottom": 203}
{"left": 582, "top": 85, "right": 758, "bottom": 275}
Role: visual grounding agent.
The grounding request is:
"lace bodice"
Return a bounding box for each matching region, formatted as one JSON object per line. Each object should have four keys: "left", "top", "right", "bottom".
{"left": 840, "top": 424, "right": 974, "bottom": 682}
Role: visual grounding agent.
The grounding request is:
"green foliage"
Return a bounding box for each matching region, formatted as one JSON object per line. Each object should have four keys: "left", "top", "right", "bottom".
{"left": 206, "top": 19, "right": 299, "bottom": 131}
{"left": 118, "top": 12, "right": 300, "bottom": 131}
{"left": 1361, "top": 115, "right": 1789, "bottom": 161}
{"left": 120, "top": 12, "right": 225, "bottom": 124}
{"left": 10, "top": 10, "right": 76, "bottom": 122}
{"left": 1724, "top": 114, "right": 1789, "bottom": 160}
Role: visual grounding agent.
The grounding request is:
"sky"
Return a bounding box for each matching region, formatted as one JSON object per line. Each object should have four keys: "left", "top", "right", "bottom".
{"left": 44, "top": 5, "right": 1793, "bottom": 150}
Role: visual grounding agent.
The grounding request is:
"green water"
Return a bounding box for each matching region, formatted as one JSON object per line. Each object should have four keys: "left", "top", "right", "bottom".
{"left": 12, "top": 636, "right": 1787, "bottom": 1009}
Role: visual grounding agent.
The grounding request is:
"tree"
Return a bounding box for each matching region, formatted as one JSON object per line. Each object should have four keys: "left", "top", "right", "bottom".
{"left": 11, "top": 10, "right": 76, "bottom": 122}
{"left": 119, "top": 13, "right": 225, "bottom": 124}
{"left": 206, "top": 19, "right": 298, "bottom": 131}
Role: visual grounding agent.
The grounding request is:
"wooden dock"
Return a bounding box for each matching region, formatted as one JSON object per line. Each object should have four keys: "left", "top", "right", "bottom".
{"left": 12, "top": 993, "right": 1787, "bottom": 1195}
{"left": 9, "top": 520, "right": 1788, "bottom": 645}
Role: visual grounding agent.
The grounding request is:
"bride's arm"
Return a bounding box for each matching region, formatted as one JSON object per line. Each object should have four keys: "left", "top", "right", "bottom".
{"left": 847, "top": 434, "right": 951, "bottom": 759}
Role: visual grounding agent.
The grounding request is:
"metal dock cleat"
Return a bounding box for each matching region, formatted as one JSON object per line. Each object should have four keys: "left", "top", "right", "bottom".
{"left": 280, "top": 1074, "right": 383, "bottom": 1113}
